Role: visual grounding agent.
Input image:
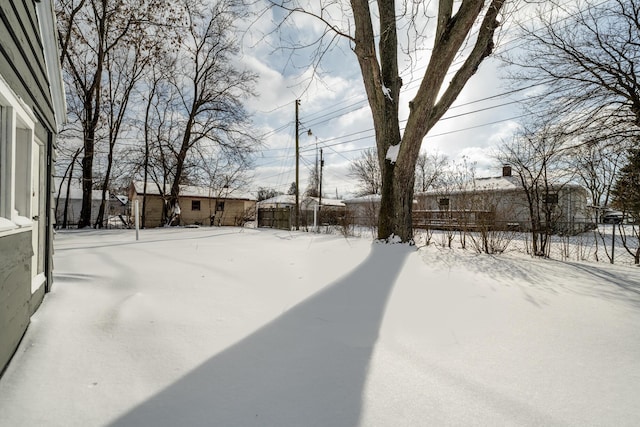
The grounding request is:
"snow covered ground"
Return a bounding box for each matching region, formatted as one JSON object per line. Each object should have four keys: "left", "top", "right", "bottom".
{"left": 1, "top": 227, "right": 639, "bottom": 426}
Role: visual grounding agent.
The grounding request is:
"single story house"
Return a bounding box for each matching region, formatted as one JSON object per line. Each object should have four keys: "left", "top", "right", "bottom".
{"left": 414, "top": 166, "right": 591, "bottom": 233}
{"left": 1, "top": 0, "right": 66, "bottom": 373}
{"left": 129, "top": 181, "right": 256, "bottom": 227}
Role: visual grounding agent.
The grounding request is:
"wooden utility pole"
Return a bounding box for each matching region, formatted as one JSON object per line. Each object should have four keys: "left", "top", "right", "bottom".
{"left": 319, "top": 148, "right": 324, "bottom": 209}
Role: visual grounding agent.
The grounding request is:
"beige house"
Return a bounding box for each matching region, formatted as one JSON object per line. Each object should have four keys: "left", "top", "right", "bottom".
{"left": 129, "top": 182, "right": 256, "bottom": 227}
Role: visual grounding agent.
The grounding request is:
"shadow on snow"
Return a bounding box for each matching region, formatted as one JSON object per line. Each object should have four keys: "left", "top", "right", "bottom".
{"left": 109, "top": 243, "right": 413, "bottom": 427}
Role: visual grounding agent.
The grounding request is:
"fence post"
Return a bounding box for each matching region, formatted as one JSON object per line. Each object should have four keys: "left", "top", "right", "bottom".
{"left": 135, "top": 200, "right": 139, "bottom": 241}
{"left": 314, "top": 205, "right": 318, "bottom": 232}
{"left": 611, "top": 223, "right": 615, "bottom": 264}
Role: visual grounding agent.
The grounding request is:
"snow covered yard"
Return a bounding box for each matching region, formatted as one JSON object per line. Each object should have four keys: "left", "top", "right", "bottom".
{"left": 1, "top": 227, "right": 639, "bottom": 426}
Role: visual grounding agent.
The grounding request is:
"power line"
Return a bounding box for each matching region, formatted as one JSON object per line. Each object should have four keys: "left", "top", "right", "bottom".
{"left": 290, "top": 83, "right": 548, "bottom": 155}
{"left": 255, "top": 0, "right": 594, "bottom": 145}
{"left": 297, "top": 96, "right": 531, "bottom": 154}
{"left": 425, "top": 114, "right": 528, "bottom": 138}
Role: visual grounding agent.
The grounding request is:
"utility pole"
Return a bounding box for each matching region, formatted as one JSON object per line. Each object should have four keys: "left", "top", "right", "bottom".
{"left": 294, "top": 99, "right": 311, "bottom": 231}
{"left": 611, "top": 222, "right": 616, "bottom": 264}
{"left": 319, "top": 148, "right": 324, "bottom": 210}
{"left": 295, "top": 99, "right": 300, "bottom": 230}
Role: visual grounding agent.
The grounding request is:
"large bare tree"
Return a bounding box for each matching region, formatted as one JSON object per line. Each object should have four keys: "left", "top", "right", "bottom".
{"left": 508, "top": 0, "right": 640, "bottom": 139}
{"left": 611, "top": 144, "right": 640, "bottom": 264}
{"left": 56, "top": 0, "right": 176, "bottom": 228}
{"left": 497, "top": 123, "right": 574, "bottom": 257}
{"left": 570, "top": 137, "right": 628, "bottom": 215}
{"left": 415, "top": 150, "right": 448, "bottom": 193}
{"left": 349, "top": 148, "right": 382, "bottom": 196}
{"left": 137, "top": 60, "right": 179, "bottom": 228}
{"left": 266, "top": 0, "right": 508, "bottom": 241}
{"left": 94, "top": 35, "right": 161, "bottom": 228}
{"left": 165, "top": 0, "right": 259, "bottom": 225}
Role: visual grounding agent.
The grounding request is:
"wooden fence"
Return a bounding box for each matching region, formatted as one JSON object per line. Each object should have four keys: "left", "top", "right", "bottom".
{"left": 258, "top": 207, "right": 292, "bottom": 230}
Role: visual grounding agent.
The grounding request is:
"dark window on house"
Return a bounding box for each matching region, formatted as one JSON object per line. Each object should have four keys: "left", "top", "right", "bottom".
{"left": 543, "top": 193, "right": 558, "bottom": 204}
{"left": 216, "top": 201, "right": 225, "bottom": 211}
{"left": 191, "top": 200, "right": 201, "bottom": 211}
{"left": 439, "top": 198, "right": 450, "bottom": 209}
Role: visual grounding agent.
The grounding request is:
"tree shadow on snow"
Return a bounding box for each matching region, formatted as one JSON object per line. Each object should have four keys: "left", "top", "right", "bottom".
{"left": 109, "top": 243, "right": 412, "bottom": 427}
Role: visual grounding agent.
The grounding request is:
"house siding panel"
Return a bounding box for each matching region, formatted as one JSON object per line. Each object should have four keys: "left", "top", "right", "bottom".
{"left": 0, "top": 231, "right": 32, "bottom": 373}
{"left": 141, "top": 197, "right": 165, "bottom": 228}
{"left": 0, "top": 1, "right": 56, "bottom": 131}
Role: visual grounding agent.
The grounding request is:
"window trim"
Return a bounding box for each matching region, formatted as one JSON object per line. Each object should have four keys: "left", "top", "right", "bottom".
{"left": 0, "top": 73, "right": 38, "bottom": 233}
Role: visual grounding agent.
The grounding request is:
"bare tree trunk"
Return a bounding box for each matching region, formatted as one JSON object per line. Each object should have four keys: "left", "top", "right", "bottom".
{"left": 78, "top": 123, "right": 97, "bottom": 228}
{"left": 62, "top": 156, "right": 78, "bottom": 229}
{"left": 74, "top": 0, "right": 109, "bottom": 229}
{"left": 142, "top": 143, "right": 149, "bottom": 229}
{"left": 94, "top": 145, "right": 112, "bottom": 229}
{"left": 55, "top": 148, "right": 82, "bottom": 227}
{"left": 349, "top": 0, "right": 506, "bottom": 241}
{"left": 168, "top": 115, "right": 194, "bottom": 226}
{"left": 141, "top": 78, "right": 158, "bottom": 229}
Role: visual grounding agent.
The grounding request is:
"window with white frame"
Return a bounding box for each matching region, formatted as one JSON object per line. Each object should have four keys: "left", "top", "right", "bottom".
{"left": 0, "top": 74, "right": 37, "bottom": 232}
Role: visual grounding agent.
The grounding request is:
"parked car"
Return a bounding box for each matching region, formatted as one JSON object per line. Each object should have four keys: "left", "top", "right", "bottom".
{"left": 602, "top": 210, "right": 623, "bottom": 224}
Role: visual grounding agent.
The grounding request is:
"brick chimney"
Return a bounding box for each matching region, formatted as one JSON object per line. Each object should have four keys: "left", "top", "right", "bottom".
{"left": 502, "top": 165, "right": 512, "bottom": 177}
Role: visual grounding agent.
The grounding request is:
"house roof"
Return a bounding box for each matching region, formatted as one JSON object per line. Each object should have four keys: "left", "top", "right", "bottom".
{"left": 54, "top": 178, "right": 106, "bottom": 200}
{"left": 343, "top": 194, "right": 420, "bottom": 205}
{"left": 471, "top": 176, "right": 522, "bottom": 191}
{"left": 112, "top": 194, "right": 128, "bottom": 205}
{"left": 36, "top": 0, "right": 67, "bottom": 128}
{"left": 417, "top": 175, "right": 585, "bottom": 196}
{"left": 303, "top": 197, "right": 345, "bottom": 208}
{"left": 131, "top": 181, "right": 256, "bottom": 201}
{"left": 343, "top": 194, "right": 381, "bottom": 204}
{"left": 257, "top": 194, "right": 295, "bottom": 206}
